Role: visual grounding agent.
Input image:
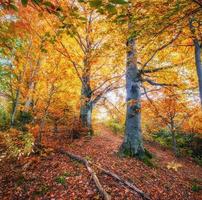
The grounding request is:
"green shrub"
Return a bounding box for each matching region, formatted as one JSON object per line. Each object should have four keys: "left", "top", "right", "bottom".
{"left": 55, "top": 171, "right": 72, "bottom": 186}
{"left": 152, "top": 129, "right": 202, "bottom": 163}
{"left": 17, "top": 111, "right": 33, "bottom": 125}
{"left": 0, "top": 106, "right": 10, "bottom": 130}
{"left": 55, "top": 175, "right": 66, "bottom": 185}
{"left": 153, "top": 129, "right": 172, "bottom": 147}
{"left": 15, "top": 111, "right": 33, "bottom": 131}
{"left": 192, "top": 184, "right": 202, "bottom": 192}
{"left": 3, "top": 129, "right": 34, "bottom": 157}
{"left": 193, "top": 156, "right": 202, "bottom": 166}
{"left": 107, "top": 119, "right": 124, "bottom": 134}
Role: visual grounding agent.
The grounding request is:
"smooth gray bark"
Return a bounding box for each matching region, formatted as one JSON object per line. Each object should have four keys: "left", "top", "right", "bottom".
{"left": 193, "top": 39, "right": 202, "bottom": 106}
{"left": 119, "top": 26, "right": 144, "bottom": 157}
{"left": 189, "top": 18, "right": 202, "bottom": 106}
{"left": 80, "top": 100, "right": 93, "bottom": 131}
{"left": 80, "top": 54, "right": 93, "bottom": 134}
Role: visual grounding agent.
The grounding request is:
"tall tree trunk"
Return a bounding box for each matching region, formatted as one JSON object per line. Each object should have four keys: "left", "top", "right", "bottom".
{"left": 119, "top": 23, "right": 144, "bottom": 157}
{"left": 80, "top": 56, "right": 93, "bottom": 134}
{"left": 80, "top": 100, "right": 93, "bottom": 132}
{"left": 193, "top": 39, "right": 202, "bottom": 106}
{"left": 189, "top": 18, "right": 202, "bottom": 106}
{"left": 10, "top": 89, "right": 20, "bottom": 127}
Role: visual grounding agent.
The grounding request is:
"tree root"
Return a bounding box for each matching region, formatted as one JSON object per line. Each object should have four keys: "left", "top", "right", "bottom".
{"left": 97, "top": 166, "right": 151, "bottom": 200}
{"left": 58, "top": 149, "right": 111, "bottom": 200}
{"left": 58, "top": 149, "right": 151, "bottom": 200}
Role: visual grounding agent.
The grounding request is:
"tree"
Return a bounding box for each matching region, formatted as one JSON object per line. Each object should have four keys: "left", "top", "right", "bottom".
{"left": 49, "top": 2, "right": 124, "bottom": 134}
{"left": 118, "top": 0, "right": 183, "bottom": 157}
{"left": 144, "top": 89, "right": 190, "bottom": 155}
{"left": 119, "top": 8, "right": 144, "bottom": 156}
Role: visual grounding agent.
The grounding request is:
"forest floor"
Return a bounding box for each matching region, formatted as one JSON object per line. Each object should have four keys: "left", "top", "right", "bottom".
{"left": 0, "top": 124, "right": 202, "bottom": 200}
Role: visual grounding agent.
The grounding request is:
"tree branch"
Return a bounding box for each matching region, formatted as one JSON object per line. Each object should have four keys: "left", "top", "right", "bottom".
{"left": 156, "top": 6, "right": 201, "bottom": 36}
{"left": 92, "top": 85, "right": 124, "bottom": 105}
{"left": 141, "top": 65, "right": 178, "bottom": 74}
{"left": 142, "top": 30, "right": 182, "bottom": 69}
{"left": 143, "top": 78, "right": 178, "bottom": 87}
{"left": 192, "top": 0, "right": 202, "bottom": 7}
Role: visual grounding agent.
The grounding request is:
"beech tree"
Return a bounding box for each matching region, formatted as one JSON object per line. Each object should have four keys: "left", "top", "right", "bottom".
{"left": 47, "top": 1, "right": 125, "bottom": 134}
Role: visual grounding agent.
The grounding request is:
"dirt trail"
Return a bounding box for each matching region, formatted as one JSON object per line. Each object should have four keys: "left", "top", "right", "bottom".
{"left": 57, "top": 125, "right": 202, "bottom": 200}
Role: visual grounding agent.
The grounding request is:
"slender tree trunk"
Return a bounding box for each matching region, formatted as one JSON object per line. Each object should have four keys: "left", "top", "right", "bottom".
{"left": 10, "top": 89, "right": 20, "bottom": 127}
{"left": 171, "top": 130, "right": 177, "bottom": 156}
{"left": 53, "top": 120, "right": 58, "bottom": 133}
{"left": 170, "top": 120, "right": 178, "bottom": 155}
{"left": 36, "top": 118, "right": 45, "bottom": 145}
{"left": 193, "top": 39, "right": 202, "bottom": 106}
{"left": 35, "top": 84, "right": 55, "bottom": 146}
{"left": 119, "top": 22, "right": 144, "bottom": 157}
{"left": 24, "top": 82, "right": 34, "bottom": 112}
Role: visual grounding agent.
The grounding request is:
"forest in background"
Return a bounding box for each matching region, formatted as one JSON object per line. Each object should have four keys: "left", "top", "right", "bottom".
{"left": 0, "top": 0, "right": 202, "bottom": 199}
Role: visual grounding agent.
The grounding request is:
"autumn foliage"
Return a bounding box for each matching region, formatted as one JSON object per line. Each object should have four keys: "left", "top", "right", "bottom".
{"left": 0, "top": 0, "right": 202, "bottom": 199}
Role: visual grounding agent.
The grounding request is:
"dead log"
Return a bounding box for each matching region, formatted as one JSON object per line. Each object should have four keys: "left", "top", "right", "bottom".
{"left": 98, "top": 166, "right": 151, "bottom": 200}
{"left": 58, "top": 149, "right": 111, "bottom": 200}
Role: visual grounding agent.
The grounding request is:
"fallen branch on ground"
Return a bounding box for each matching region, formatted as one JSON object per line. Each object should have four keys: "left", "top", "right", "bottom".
{"left": 58, "top": 149, "right": 111, "bottom": 200}
{"left": 97, "top": 166, "right": 151, "bottom": 200}
{"left": 57, "top": 149, "right": 151, "bottom": 200}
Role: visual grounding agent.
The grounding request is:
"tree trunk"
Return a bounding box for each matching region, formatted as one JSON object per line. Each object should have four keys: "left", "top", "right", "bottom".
{"left": 170, "top": 118, "right": 178, "bottom": 155}
{"left": 24, "top": 82, "right": 34, "bottom": 112}
{"left": 35, "top": 118, "right": 45, "bottom": 145}
{"left": 193, "top": 39, "right": 202, "bottom": 106}
{"left": 171, "top": 131, "right": 177, "bottom": 155}
{"left": 80, "top": 56, "right": 93, "bottom": 135}
{"left": 35, "top": 84, "right": 55, "bottom": 146}
{"left": 53, "top": 120, "right": 58, "bottom": 133}
{"left": 80, "top": 101, "right": 92, "bottom": 130}
{"left": 10, "top": 89, "right": 20, "bottom": 127}
{"left": 189, "top": 18, "right": 202, "bottom": 106}
{"left": 119, "top": 23, "right": 144, "bottom": 157}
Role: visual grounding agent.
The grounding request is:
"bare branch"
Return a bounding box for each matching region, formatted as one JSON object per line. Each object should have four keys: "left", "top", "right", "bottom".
{"left": 141, "top": 88, "right": 162, "bottom": 96}
{"left": 142, "top": 30, "right": 182, "bottom": 69}
{"left": 142, "top": 85, "right": 169, "bottom": 124}
{"left": 143, "top": 78, "right": 178, "bottom": 87}
{"left": 91, "top": 73, "right": 125, "bottom": 94}
{"left": 192, "top": 0, "right": 202, "bottom": 7}
{"left": 156, "top": 6, "right": 201, "bottom": 36}
{"left": 141, "top": 65, "right": 178, "bottom": 74}
{"left": 92, "top": 85, "right": 124, "bottom": 105}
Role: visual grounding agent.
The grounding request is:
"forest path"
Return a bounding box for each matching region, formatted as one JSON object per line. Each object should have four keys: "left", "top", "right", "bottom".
{"left": 1, "top": 125, "right": 202, "bottom": 200}
{"left": 44, "top": 124, "right": 202, "bottom": 200}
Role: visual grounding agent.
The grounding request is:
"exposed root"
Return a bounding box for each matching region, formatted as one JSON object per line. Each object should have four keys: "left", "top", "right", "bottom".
{"left": 97, "top": 166, "right": 151, "bottom": 200}
{"left": 58, "top": 149, "right": 111, "bottom": 200}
